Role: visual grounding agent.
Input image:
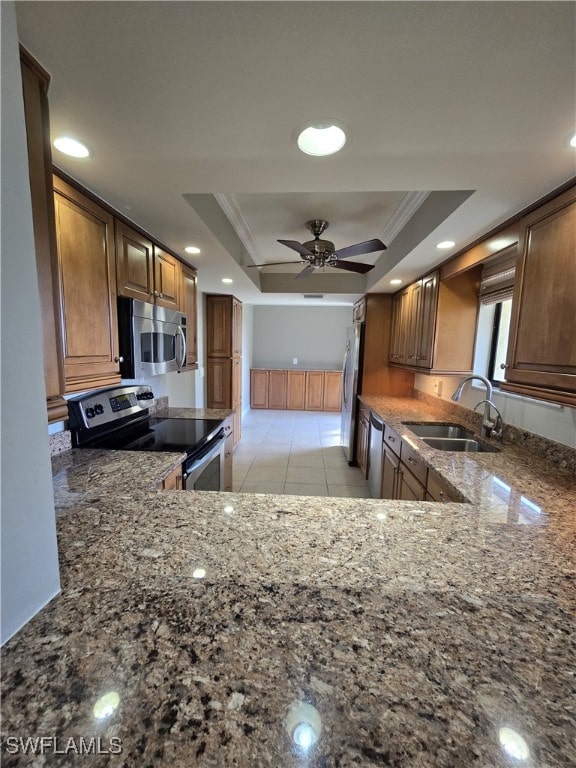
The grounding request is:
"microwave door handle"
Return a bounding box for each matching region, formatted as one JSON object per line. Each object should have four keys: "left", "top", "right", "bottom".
{"left": 176, "top": 325, "right": 187, "bottom": 370}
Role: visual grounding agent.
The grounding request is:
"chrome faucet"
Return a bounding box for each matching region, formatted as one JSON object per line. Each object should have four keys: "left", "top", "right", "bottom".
{"left": 473, "top": 399, "right": 504, "bottom": 442}
{"left": 451, "top": 375, "right": 501, "bottom": 440}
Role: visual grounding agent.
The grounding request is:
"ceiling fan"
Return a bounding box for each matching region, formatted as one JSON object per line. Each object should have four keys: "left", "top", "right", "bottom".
{"left": 247, "top": 219, "right": 386, "bottom": 279}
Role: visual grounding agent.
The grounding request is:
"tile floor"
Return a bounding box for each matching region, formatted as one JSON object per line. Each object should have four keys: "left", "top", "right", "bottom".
{"left": 233, "top": 409, "right": 371, "bottom": 498}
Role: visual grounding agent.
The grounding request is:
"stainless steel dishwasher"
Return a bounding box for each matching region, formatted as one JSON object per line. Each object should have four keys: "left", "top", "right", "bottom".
{"left": 368, "top": 412, "right": 384, "bottom": 498}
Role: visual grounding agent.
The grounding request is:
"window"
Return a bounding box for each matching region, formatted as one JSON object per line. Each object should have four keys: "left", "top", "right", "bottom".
{"left": 486, "top": 298, "right": 512, "bottom": 383}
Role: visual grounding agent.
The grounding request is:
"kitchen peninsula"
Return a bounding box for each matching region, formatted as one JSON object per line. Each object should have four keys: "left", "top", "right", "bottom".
{"left": 1, "top": 395, "right": 575, "bottom": 767}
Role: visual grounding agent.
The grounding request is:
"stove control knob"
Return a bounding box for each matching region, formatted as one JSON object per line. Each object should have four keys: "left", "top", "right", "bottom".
{"left": 94, "top": 404, "right": 104, "bottom": 415}
{"left": 137, "top": 391, "right": 154, "bottom": 400}
{"left": 85, "top": 407, "right": 95, "bottom": 419}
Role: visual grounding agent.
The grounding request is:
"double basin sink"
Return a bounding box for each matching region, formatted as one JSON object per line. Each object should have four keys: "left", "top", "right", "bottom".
{"left": 402, "top": 422, "right": 500, "bottom": 453}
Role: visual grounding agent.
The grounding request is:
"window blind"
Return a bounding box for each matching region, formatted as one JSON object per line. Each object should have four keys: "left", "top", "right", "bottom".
{"left": 479, "top": 247, "right": 517, "bottom": 305}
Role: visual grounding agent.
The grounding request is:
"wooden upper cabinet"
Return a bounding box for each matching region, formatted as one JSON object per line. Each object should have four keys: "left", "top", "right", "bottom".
{"left": 115, "top": 220, "right": 154, "bottom": 303}
{"left": 180, "top": 264, "right": 198, "bottom": 367}
{"left": 153, "top": 246, "right": 180, "bottom": 310}
{"left": 20, "top": 49, "right": 67, "bottom": 422}
{"left": 388, "top": 269, "right": 478, "bottom": 375}
{"left": 206, "top": 294, "right": 242, "bottom": 358}
{"left": 232, "top": 298, "right": 243, "bottom": 357}
{"left": 53, "top": 175, "right": 121, "bottom": 393}
{"left": 502, "top": 191, "right": 576, "bottom": 404}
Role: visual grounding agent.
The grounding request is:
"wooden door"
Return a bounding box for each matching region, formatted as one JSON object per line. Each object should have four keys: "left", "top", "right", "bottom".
{"left": 206, "top": 358, "right": 231, "bottom": 408}
{"left": 322, "top": 371, "right": 342, "bottom": 411}
{"left": 115, "top": 220, "right": 154, "bottom": 303}
{"left": 180, "top": 264, "right": 198, "bottom": 367}
{"left": 503, "top": 195, "right": 576, "bottom": 401}
{"left": 153, "top": 246, "right": 181, "bottom": 310}
{"left": 250, "top": 369, "right": 269, "bottom": 408}
{"left": 206, "top": 295, "right": 232, "bottom": 357}
{"left": 20, "top": 52, "right": 67, "bottom": 422}
{"left": 53, "top": 176, "right": 121, "bottom": 393}
{"left": 305, "top": 371, "right": 324, "bottom": 410}
{"left": 268, "top": 370, "right": 287, "bottom": 409}
{"left": 232, "top": 298, "right": 243, "bottom": 357}
{"left": 287, "top": 370, "right": 306, "bottom": 410}
{"left": 414, "top": 272, "right": 438, "bottom": 368}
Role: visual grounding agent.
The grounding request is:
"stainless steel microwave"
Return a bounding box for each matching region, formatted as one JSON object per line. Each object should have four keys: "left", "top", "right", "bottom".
{"left": 118, "top": 297, "right": 187, "bottom": 378}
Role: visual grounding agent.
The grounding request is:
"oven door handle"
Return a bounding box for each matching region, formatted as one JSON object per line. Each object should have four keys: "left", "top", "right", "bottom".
{"left": 175, "top": 325, "right": 187, "bottom": 371}
{"left": 182, "top": 436, "right": 224, "bottom": 482}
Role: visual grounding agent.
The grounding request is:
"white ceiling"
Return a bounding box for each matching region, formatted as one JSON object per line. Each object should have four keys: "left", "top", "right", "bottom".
{"left": 16, "top": 1, "right": 576, "bottom": 306}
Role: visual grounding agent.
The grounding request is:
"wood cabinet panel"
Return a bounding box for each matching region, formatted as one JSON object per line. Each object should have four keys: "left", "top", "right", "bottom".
{"left": 503, "top": 194, "right": 576, "bottom": 401}
{"left": 20, "top": 50, "right": 67, "bottom": 422}
{"left": 206, "top": 295, "right": 232, "bottom": 357}
{"left": 53, "top": 176, "right": 120, "bottom": 393}
{"left": 323, "top": 371, "right": 342, "bottom": 411}
{"left": 250, "top": 370, "right": 269, "bottom": 408}
{"left": 115, "top": 220, "right": 154, "bottom": 303}
{"left": 180, "top": 264, "right": 198, "bottom": 367}
{"left": 232, "top": 299, "right": 243, "bottom": 357}
{"left": 382, "top": 445, "right": 399, "bottom": 499}
{"left": 356, "top": 404, "right": 370, "bottom": 477}
{"left": 161, "top": 465, "right": 183, "bottom": 490}
{"left": 207, "top": 358, "right": 231, "bottom": 409}
{"left": 305, "top": 371, "right": 325, "bottom": 411}
{"left": 153, "top": 246, "right": 180, "bottom": 310}
{"left": 268, "top": 370, "right": 287, "bottom": 409}
{"left": 397, "top": 467, "right": 427, "bottom": 501}
{"left": 223, "top": 415, "right": 234, "bottom": 491}
{"left": 287, "top": 370, "right": 306, "bottom": 410}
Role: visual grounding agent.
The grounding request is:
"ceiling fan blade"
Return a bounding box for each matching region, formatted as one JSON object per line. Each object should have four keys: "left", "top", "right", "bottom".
{"left": 331, "top": 260, "right": 375, "bottom": 274}
{"left": 246, "top": 260, "right": 304, "bottom": 267}
{"left": 333, "top": 238, "right": 386, "bottom": 259}
{"left": 278, "top": 239, "right": 314, "bottom": 257}
{"left": 295, "top": 264, "right": 316, "bottom": 280}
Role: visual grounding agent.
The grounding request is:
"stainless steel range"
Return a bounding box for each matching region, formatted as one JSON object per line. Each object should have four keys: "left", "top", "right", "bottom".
{"left": 68, "top": 385, "right": 226, "bottom": 491}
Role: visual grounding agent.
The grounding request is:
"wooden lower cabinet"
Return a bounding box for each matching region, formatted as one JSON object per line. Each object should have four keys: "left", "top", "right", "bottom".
{"left": 268, "top": 370, "right": 287, "bottom": 409}
{"left": 250, "top": 369, "right": 341, "bottom": 412}
{"left": 287, "top": 370, "right": 306, "bottom": 410}
{"left": 397, "top": 466, "right": 427, "bottom": 501}
{"left": 356, "top": 405, "right": 370, "bottom": 477}
{"left": 232, "top": 358, "right": 242, "bottom": 447}
{"left": 159, "top": 465, "right": 183, "bottom": 491}
{"left": 53, "top": 175, "right": 121, "bottom": 393}
{"left": 223, "top": 415, "right": 234, "bottom": 492}
{"left": 323, "top": 371, "right": 343, "bottom": 411}
{"left": 382, "top": 445, "right": 399, "bottom": 499}
{"left": 305, "top": 371, "right": 325, "bottom": 411}
{"left": 207, "top": 359, "right": 231, "bottom": 410}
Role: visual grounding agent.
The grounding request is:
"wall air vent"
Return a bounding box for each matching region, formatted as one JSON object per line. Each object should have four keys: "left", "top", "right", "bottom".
{"left": 303, "top": 294, "right": 324, "bottom": 299}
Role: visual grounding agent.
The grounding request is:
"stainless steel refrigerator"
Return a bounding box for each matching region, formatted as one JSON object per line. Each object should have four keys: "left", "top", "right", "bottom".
{"left": 341, "top": 322, "right": 365, "bottom": 464}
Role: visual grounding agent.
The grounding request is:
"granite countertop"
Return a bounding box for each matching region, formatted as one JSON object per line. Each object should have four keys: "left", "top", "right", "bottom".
{"left": 1, "top": 398, "right": 575, "bottom": 767}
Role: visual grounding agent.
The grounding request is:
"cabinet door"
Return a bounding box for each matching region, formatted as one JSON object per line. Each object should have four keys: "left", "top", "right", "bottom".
{"left": 322, "top": 371, "right": 342, "bottom": 411}
{"left": 153, "top": 246, "right": 181, "bottom": 310}
{"left": 232, "top": 298, "right": 243, "bottom": 357}
{"left": 414, "top": 272, "right": 438, "bottom": 368}
{"left": 206, "top": 295, "right": 232, "bottom": 357}
{"left": 356, "top": 413, "right": 369, "bottom": 477}
{"left": 251, "top": 370, "right": 269, "bottom": 408}
{"left": 207, "top": 358, "right": 231, "bottom": 408}
{"left": 397, "top": 467, "right": 427, "bottom": 501}
{"left": 232, "top": 358, "right": 242, "bottom": 445}
{"left": 504, "top": 197, "right": 576, "bottom": 400}
{"left": 382, "top": 445, "right": 399, "bottom": 499}
{"left": 115, "top": 220, "right": 154, "bottom": 303}
{"left": 287, "top": 370, "right": 306, "bottom": 409}
{"left": 305, "top": 371, "right": 324, "bottom": 410}
{"left": 389, "top": 289, "right": 411, "bottom": 364}
{"left": 161, "top": 465, "right": 183, "bottom": 490}
{"left": 20, "top": 53, "right": 67, "bottom": 422}
{"left": 268, "top": 370, "right": 287, "bottom": 409}
{"left": 53, "top": 176, "right": 121, "bottom": 393}
{"left": 180, "top": 264, "right": 198, "bottom": 367}
{"left": 223, "top": 416, "right": 234, "bottom": 491}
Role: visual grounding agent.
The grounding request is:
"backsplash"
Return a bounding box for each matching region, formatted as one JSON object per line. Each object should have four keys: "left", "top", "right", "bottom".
{"left": 413, "top": 390, "right": 576, "bottom": 473}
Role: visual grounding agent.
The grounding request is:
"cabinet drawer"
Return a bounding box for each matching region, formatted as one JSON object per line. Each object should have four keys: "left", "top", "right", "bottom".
{"left": 400, "top": 440, "right": 428, "bottom": 486}
{"left": 426, "top": 469, "right": 459, "bottom": 502}
{"left": 383, "top": 424, "right": 401, "bottom": 457}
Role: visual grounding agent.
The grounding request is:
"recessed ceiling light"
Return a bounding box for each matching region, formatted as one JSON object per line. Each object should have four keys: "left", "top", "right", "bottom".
{"left": 570, "top": 133, "right": 576, "bottom": 148}
{"left": 53, "top": 136, "right": 90, "bottom": 158}
{"left": 221, "top": 278, "right": 233, "bottom": 284}
{"left": 297, "top": 122, "right": 346, "bottom": 156}
{"left": 390, "top": 278, "right": 402, "bottom": 285}
{"left": 185, "top": 245, "right": 201, "bottom": 255}
{"left": 436, "top": 240, "right": 455, "bottom": 250}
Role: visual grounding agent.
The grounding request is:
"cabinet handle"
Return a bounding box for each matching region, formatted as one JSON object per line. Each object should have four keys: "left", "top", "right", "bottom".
{"left": 500, "top": 363, "right": 509, "bottom": 370}
{"left": 408, "top": 456, "right": 417, "bottom": 464}
{"left": 408, "top": 355, "right": 415, "bottom": 360}
{"left": 114, "top": 356, "right": 124, "bottom": 363}
{"left": 388, "top": 436, "right": 396, "bottom": 442}
{"left": 439, "top": 491, "right": 445, "bottom": 498}
{"left": 153, "top": 290, "right": 159, "bottom": 297}
{"left": 159, "top": 292, "right": 164, "bottom": 298}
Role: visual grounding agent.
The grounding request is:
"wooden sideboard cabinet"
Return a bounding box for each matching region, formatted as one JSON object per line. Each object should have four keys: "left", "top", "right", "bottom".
{"left": 251, "top": 369, "right": 342, "bottom": 412}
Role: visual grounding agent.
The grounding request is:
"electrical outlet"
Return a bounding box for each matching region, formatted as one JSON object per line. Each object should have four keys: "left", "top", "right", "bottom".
{"left": 292, "top": 358, "right": 298, "bottom": 365}
{"left": 433, "top": 379, "right": 442, "bottom": 397}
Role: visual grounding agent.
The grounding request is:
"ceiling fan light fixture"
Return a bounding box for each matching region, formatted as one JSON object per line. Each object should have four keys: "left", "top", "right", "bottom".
{"left": 297, "top": 123, "right": 346, "bottom": 156}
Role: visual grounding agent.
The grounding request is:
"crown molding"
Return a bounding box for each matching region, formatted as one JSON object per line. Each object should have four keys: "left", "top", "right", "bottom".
{"left": 214, "top": 193, "right": 263, "bottom": 266}
{"left": 378, "top": 191, "right": 429, "bottom": 246}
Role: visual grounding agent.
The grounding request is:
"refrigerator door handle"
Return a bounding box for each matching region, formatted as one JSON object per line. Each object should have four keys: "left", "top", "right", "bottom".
{"left": 342, "top": 343, "right": 351, "bottom": 405}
